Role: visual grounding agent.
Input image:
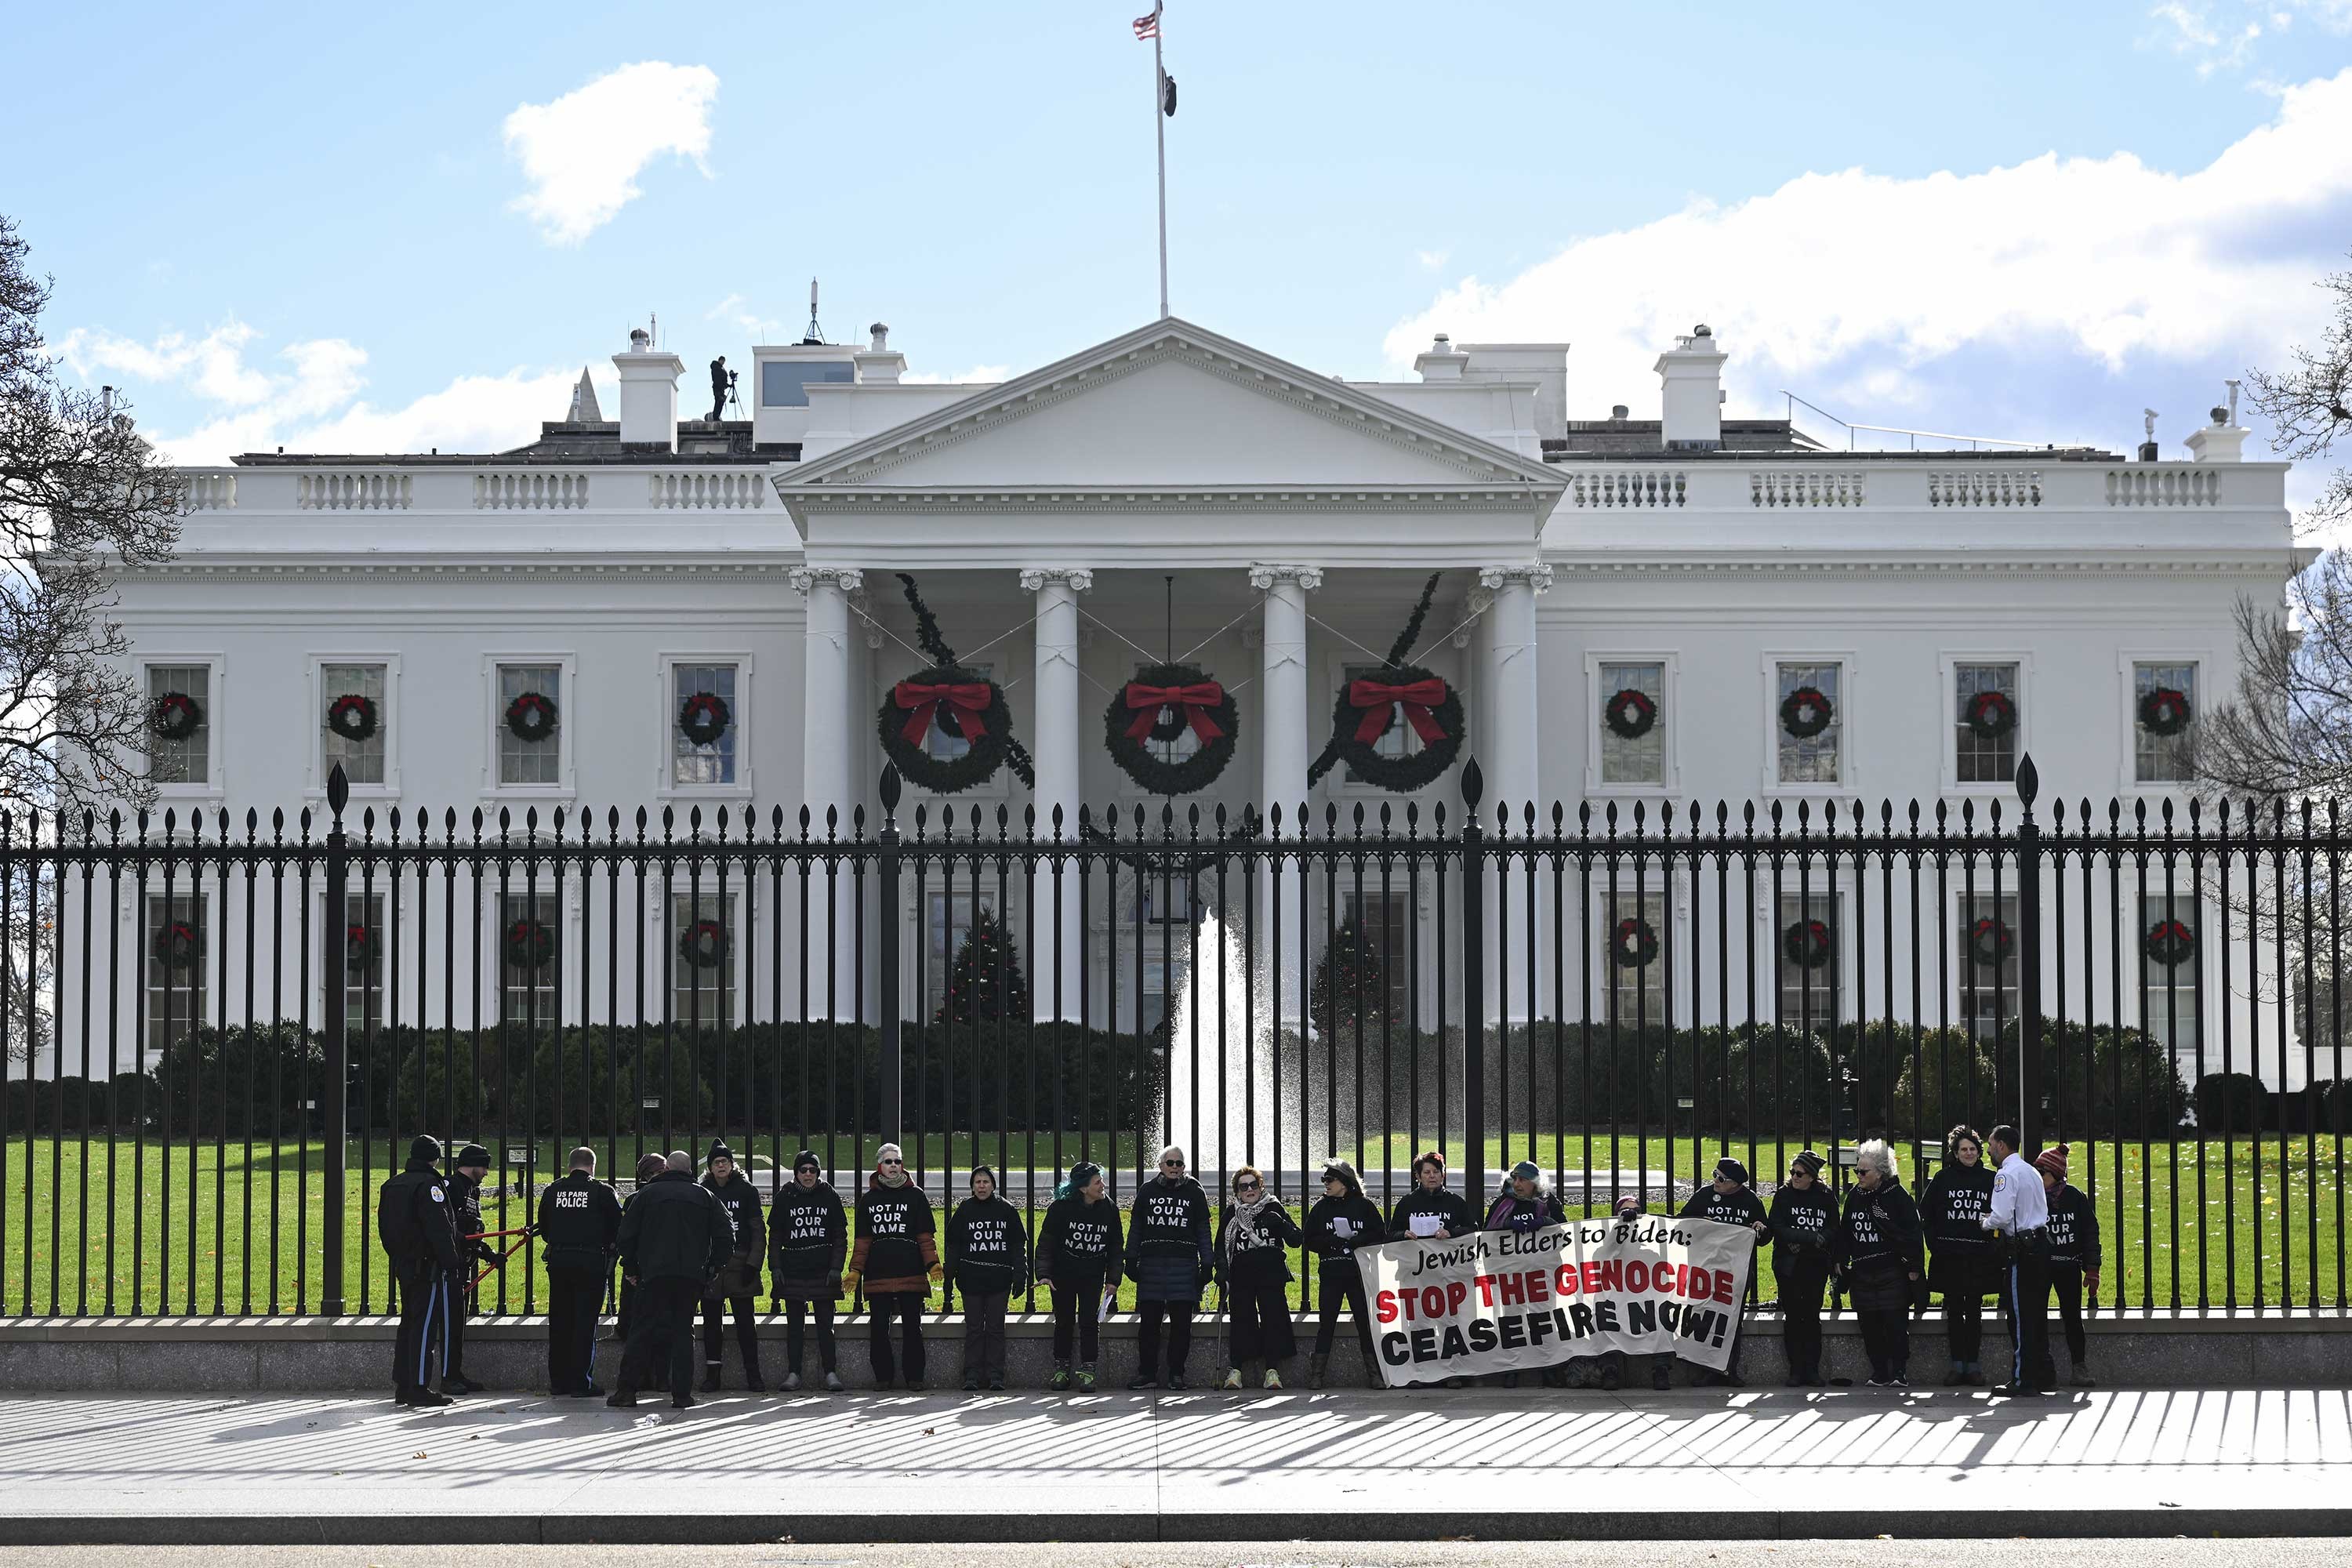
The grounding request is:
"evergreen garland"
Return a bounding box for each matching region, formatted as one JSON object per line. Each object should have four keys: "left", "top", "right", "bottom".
{"left": 1305, "top": 573, "right": 1464, "bottom": 792}
{"left": 877, "top": 573, "right": 1034, "bottom": 793}
{"left": 936, "top": 910, "right": 1030, "bottom": 1025}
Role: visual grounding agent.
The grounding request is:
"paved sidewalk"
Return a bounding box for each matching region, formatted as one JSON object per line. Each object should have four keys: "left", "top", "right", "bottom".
{"left": 8, "top": 1386, "right": 2352, "bottom": 1543}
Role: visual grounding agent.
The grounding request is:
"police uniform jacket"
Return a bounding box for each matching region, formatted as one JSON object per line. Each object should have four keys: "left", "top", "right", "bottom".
{"left": 1035, "top": 1193, "right": 1123, "bottom": 1290}
{"left": 617, "top": 1170, "right": 735, "bottom": 1284}
{"left": 535, "top": 1169, "right": 622, "bottom": 1272}
{"left": 377, "top": 1159, "right": 463, "bottom": 1274}
{"left": 768, "top": 1180, "right": 848, "bottom": 1301}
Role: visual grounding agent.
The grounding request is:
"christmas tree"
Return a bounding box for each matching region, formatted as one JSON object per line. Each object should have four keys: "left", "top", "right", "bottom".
{"left": 937, "top": 910, "right": 1030, "bottom": 1025}
{"left": 1311, "top": 918, "right": 1395, "bottom": 1036}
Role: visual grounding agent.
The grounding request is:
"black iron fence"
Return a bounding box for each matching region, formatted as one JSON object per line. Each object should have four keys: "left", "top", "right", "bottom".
{"left": 1, "top": 756, "right": 2345, "bottom": 1320}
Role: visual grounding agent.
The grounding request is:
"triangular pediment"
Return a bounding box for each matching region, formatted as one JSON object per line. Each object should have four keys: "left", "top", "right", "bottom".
{"left": 780, "top": 318, "right": 1560, "bottom": 493}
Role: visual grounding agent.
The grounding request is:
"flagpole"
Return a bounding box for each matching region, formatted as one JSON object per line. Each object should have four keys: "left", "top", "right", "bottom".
{"left": 1152, "top": 5, "right": 1169, "bottom": 319}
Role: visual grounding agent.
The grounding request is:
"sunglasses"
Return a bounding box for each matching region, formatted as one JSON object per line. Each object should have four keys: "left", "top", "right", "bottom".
{"left": 1236, "top": 1181, "right": 1261, "bottom": 1192}
{"left": 880, "top": 1159, "right": 903, "bottom": 1167}
{"left": 1161, "top": 1159, "right": 1185, "bottom": 1168}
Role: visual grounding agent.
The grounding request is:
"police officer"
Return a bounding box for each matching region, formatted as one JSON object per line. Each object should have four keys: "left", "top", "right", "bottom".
{"left": 609, "top": 1149, "right": 736, "bottom": 1410}
{"left": 376, "top": 1134, "right": 463, "bottom": 1407}
{"left": 538, "top": 1145, "right": 622, "bottom": 1397}
{"left": 443, "top": 1143, "right": 498, "bottom": 1394}
{"left": 1983, "top": 1123, "right": 2053, "bottom": 1397}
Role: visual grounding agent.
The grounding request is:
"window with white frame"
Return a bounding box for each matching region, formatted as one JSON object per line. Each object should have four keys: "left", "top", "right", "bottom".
{"left": 495, "top": 662, "right": 563, "bottom": 786}
{"left": 345, "top": 890, "right": 385, "bottom": 1040}
{"left": 1141, "top": 957, "right": 1172, "bottom": 1036}
{"left": 1140, "top": 870, "right": 1197, "bottom": 926}
{"left": 1599, "top": 661, "right": 1666, "bottom": 786}
{"left": 147, "top": 664, "right": 211, "bottom": 786}
{"left": 924, "top": 662, "right": 992, "bottom": 760}
{"left": 1774, "top": 662, "right": 1842, "bottom": 785}
{"left": 499, "top": 890, "right": 559, "bottom": 1028}
{"left": 670, "top": 889, "right": 735, "bottom": 1030}
{"left": 1954, "top": 662, "right": 2020, "bottom": 786}
{"left": 144, "top": 891, "right": 205, "bottom": 1051}
{"left": 925, "top": 888, "right": 997, "bottom": 1021}
{"left": 321, "top": 662, "right": 387, "bottom": 787}
{"left": 1958, "top": 891, "right": 2019, "bottom": 1045}
{"left": 671, "top": 661, "right": 739, "bottom": 787}
{"left": 2133, "top": 661, "right": 2197, "bottom": 784}
{"left": 1342, "top": 661, "right": 1415, "bottom": 779}
{"left": 2140, "top": 891, "right": 2201, "bottom": 1056}
{"left": 1601, "top": 887, "right": 1669, "bottom": 1024}
{"left": 1776, "top": 890, "right": 1842, "bottom": 1030}
{"left": 1341, "top": 887, "right": 1412, "bottom": 1029}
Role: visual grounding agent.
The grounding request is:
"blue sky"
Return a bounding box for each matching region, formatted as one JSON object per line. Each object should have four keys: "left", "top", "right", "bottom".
{"left": 12, "top": 0, "right": 2352, "bottom": 503}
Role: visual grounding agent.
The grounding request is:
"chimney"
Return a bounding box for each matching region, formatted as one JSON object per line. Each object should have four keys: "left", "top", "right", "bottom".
{"left": 855, "top": 320, "right": 906, "bottom": 386}
{"left": 1655, "top": 324, "right": 1726, "bottom": 450}
{"left": 1415, "top": 332, "right": 1467, "bottom": 382}
{"left": 2184, "top": 383, "right": 2248, "bottom": 463}
{"left": 613, "top": 328, "right": 684, "bottom": 450}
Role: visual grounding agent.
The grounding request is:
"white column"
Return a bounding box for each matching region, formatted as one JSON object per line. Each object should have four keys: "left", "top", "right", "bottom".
{"left": 1022, "top": 566, "right": 1092, "bottom": 1021}
{"left": 1251, "top": 564, "right": 1322, "bottom": 1028}
{"left": 1479, "top": 562, "right": 1550, "bottom": 1025}
{"left": 792, "top": 565, "right": 862, "bottom": 1018}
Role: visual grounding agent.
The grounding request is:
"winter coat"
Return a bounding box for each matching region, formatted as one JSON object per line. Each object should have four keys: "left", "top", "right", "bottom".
{"left": 1217, "top": 1197, "right": 1304, "bottom": 1289}
{"left": 1678, "top": 1185, "right": 1769, "bottom": 1248}
{"left": 376, "top": 1159, "right": 462, "bottom": 1272}
{"left": 1389, "top": 1185, "right": 1473, "bottom": 1242}
{"left": 1834, "top": 1177, "right": 1923, "bottom": 1312}
{"left": 1125, "top": 1175, "right": 1214, "bottom": 1301}
{"left": 1921, "top": 1161, "right": 1999, "bottom": 1298}
{"left": 946, "top": 1193, "right": 1031, "bottom": 1298}
{"left": 617, "top": 1170, "right": 737, "bottom": 1285}
{"left": 851, "top": 1178, "right": 940, "bottom": 1294}
{"left": 699, "top": 1168, "right": 768, "bottom": 1301}
{"left": 535, "top": 1169, "right": 622, "bottom": 1273}
{"left": 1303, "top": 1192, "right": 1388, "bottom": 1271}
{"left": 448, "top": 1171, "right": 496, "bottom": 1267}
{"left": 768, "top": 1179, "right": 848, "bottom": 1300}
{"left": 1766, "top": 1181, "right": 1837, "bottom": 1286}
{"left": 2045, "top": 1182, "right": 2103, "bottom": 1270}
{"left": 1035, "top": 1193, "right": 1123, "bottom": 1290}
{"left": 1483, "top": 1185, "right": 1566, "bottom": 1235}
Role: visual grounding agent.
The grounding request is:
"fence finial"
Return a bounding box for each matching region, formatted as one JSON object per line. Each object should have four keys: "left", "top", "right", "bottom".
{"left": 1461, "top": 757, "right": 1484, "bottom": 809}
{"left": 880, "top": 762, "right": 902, "bottom": 815}
{"left": 326, "top": 761, "right": 349, "bottom": 818}
{"left": 2016, "top": 753, "right": 2039, "bottom": 815}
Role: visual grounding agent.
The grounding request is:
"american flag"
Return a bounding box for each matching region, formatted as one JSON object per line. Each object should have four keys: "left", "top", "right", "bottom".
{"left": 1133, "top": 9, "right": 1160, "bottom": 40}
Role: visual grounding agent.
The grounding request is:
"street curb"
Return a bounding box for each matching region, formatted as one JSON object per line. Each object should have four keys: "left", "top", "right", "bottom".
{"left": 11, "top": 1508, "right": 2352, "bottom": 1544}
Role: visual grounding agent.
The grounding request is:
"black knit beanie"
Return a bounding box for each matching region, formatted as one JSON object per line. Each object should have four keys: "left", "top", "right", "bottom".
{"left": 408, "top": 1134, "right": 441, "bottom": 1165}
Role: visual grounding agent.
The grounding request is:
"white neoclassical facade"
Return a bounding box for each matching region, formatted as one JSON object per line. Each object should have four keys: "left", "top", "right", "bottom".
{"left": 98, "top": 314, "right": 2309, "bottom": 1083}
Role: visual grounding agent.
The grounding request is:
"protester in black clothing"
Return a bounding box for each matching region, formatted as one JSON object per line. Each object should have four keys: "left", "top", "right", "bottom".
{"left": 1835, "top": 1138, "right": 1923, "bottom": 1388}
{"left": 1677, "top": 1156, "right": 1769, "bottom": 1387}
{"left": 1921, "top": 1124, "right": 1998, "bottom": 1386}
{"left": 1036, "top": 1160, "right": 1122, "bottom": 1392}
{"left": 1303, "top": 1159, "right": 1386, "bottom": 1389}
{"left": 698, "top": 1141, "right": 768, "bottom": 1392}
{"left": 608, "top": 1149, "right": 736, "bottom": 1410}
{"left": 2039, "top": 1145, "right": 2100, "bottom": 1387}
{"left": 1125, "top": 1144, "right": 1214, "bottom": 1390}
{"left": 377, "top": 1134, "right": 463, "bottom": 1406}
{"left": 946, "top": 1164, "right": 1029, "bottom": 1391}
{"left": 612, "top": 1152, "right": 667, "bottom": 1346}
{"left": 1767, "top": 1149, "right": 1836, "bottom": 1387}
{"left": 441, "top": 1144, "right": 496, "bottom": 1394}
{"left": 1483, "top": 1163, "right": 1567, "bottom": 1388}
{"left": 1596, "top": 1192, "right": 1675, "bottom": 1392}
{"left": 768, "top": 1149, "right": 848, "bottom": 1392}
{"left": 1389, "top": 1149, "right": 1473, "bottom": 1241}
{"left": 1218, "top": 1165, "right": 1305, "bottom": 1390}
{"left": 847, "top": 1142, "right": 941, "bottom": 1390}
{"left": 536, "top": 1145, "right": 622, "bottom": 1397}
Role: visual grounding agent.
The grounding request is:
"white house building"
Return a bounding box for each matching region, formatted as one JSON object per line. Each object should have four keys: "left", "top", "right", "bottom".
{"left": 94, "top": 312, "right": 2309, "bottom": 1091}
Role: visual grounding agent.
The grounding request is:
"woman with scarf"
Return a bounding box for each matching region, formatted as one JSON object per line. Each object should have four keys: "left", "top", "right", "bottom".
{"left": 1834, "top": 1138, "right": 1924, "bottom": 1388}
{"left": 1124, "top": 1144, "right": 1214, "bottom": 1390}
{"left": 1218, "top": 1165, "right": 1305, "bottom": 1390}
{"left": 846, "top": 1142, "right": 940, "bottom": 1390}
{"left": 1036, "top": 1160, "right": 1123, "bottom": 1392}
{"left": 1483, "top": 1161, "right": 1567, "bottom": 1388}
{"left": 1921, "top": 1124, "right": 1998, "bottom": 1386}
{"left": 1303, "top": 1158, "right": 1388, "bottom": 1389}
{"left": 1767, "top": 1149, "right": 1836, "bottom": 1387}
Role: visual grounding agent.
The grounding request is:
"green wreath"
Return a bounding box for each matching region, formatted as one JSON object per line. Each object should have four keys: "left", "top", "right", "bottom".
{"left": 2143, "top": 918, "right": 2195, "bottom": 967}
{"left": 154, "top": 918, "right": 201, "bottom": 972}
{"left": 678, "top": 691, "right": 731, "bottom": 749}
{"left": 504, "top": 691, "right": 558, "bottom": 744}
{"left": 503, "top": 918, "right": 554, "bottom": 972}
{"left": 1778, "top": 685, "right": 1834, "bottom": 740}
{"left": 1962, "top": 689, "right": 2016, "bottom": 741}
{"left": 1105, "top": 661, "right": 1238, "bottom": 797}
{"left": 875, "top": 574, "right": 1034, "bottom": 794}
{"left": 1611, "top": 916, "right": 1659, "bottom": 969}
{"left": 678, "top": 917, "right": 728, "bottom": 970}
{"left": 1781, "top": 917, "right": 1832, "bottom": 970}
{"left": 2138, "top": 686, "right": 2191, "bottom": 737}
{"left": 153, "top": 691, "right": 203, "bottom": 742}
{"left": 326, "top": 692, "right": 379, "bottom": 743}
{"left": 1969, "top": 916, "right": 2014, "bottom": 969}
{"left": 344, "top": 922, "right": 379, "bottom": 970}
{"left": 1306, "top": 574, "right": 1464, "bottom": 793}
{"left": 1604, "top": 688, "right": 1657, "bottom": 741}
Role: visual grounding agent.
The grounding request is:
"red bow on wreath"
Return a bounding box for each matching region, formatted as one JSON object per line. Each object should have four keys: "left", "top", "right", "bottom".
{"left": 1348, "top": 677, "right": 1449, "bottom": 746}
{"left": 894, "top": 681, "right": 993, "bottom": 746}
{"left": 1123, "top": 681, "right": 1227, "bottom": 743}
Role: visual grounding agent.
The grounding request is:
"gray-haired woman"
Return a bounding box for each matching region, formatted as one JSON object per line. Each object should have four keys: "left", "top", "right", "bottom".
{"left": 1124, "top": 1145, "right": 1212, "bottom": 1390}
{"left": 1833, "top": 1138, "right": 1924, "bottom": 1388}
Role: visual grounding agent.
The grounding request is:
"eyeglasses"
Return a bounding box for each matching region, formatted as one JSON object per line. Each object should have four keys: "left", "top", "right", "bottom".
{"left": 1161, "top": 1159, "right": 1185, "bottom": 1169}
{"left": 1236, "top": 1181, "right": 1261, "bottom": 1192}
{"left": 880, "top": 1159, "right": 903, "bottom": 1168}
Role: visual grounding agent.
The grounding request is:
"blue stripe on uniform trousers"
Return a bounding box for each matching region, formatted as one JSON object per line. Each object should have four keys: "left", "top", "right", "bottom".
{"left": 416, "top": 1271, "right": 439, "bottom": 1386}
{"left": 2008, "top": 1261, "right": 2024, "bottom": 1385}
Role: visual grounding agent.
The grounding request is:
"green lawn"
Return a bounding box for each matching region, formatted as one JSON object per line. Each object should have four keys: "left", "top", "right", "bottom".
{"left": 3, "top": 1131, "right": 2344, "bottom": 1317}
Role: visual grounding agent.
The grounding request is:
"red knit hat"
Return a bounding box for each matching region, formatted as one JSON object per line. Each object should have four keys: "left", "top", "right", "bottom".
{"left": 2033, "top": 1144, "right": 2069, "bottom": 1180}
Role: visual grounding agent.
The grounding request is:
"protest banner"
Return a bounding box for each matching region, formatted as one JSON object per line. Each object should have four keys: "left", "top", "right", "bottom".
{"left": 1359, "top": 1214, "right": 1756, "bottom": 1385}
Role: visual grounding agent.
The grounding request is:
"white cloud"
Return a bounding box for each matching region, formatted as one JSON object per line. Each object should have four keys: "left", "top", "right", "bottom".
{"left": 58, "top": 318, "right": 598, "bottom": 465}
{"left": 704, "top": 292, "right": 789, "bottom": 343}
{"left": 1383, "top": 68, "right": 2352, "bottom": 435}
{"left": 2150, "top": 1, "right": 2352, "bottom": 71}
{"left": 503, "top": 61, "right": 719, "bottom": 245}
{"left": 903, "top": 364, "right": 1011, "bottom": 385}
{"left": 1416, "top": 249, "right": 1450, "bottom": 271}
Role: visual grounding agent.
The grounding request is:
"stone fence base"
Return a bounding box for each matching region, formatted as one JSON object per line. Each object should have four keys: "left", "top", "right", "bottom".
{"left": 3, "top": 1310, "right": 2347, "bottom": 1393}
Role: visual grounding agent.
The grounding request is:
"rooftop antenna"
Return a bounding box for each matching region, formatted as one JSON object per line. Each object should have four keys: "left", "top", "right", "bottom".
{"left": 803, "top": 278, "right": 825, "bottom": 346}
{"left": 651, "top": 310, "right": 658, "bottom": 349}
